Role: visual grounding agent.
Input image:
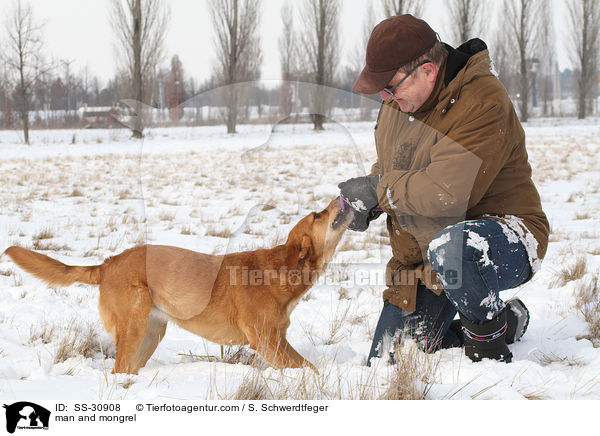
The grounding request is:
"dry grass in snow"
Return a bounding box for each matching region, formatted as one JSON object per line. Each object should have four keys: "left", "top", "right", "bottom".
{"left": 0, "top": 120, "right": 600, "bottom": 400}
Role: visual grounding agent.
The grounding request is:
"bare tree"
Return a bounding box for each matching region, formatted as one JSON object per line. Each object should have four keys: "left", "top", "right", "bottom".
{"left": 278, "top": 1, "right": 297, "bottom": 118}
{"left": 380, "top": 0, "right": 425, "bottom": 17}
{"left": 567, "top": 0, "right": 600, "bottom": 119}
{"left": 61, "top": 58, "right": 75, "bottom": 118}
{"left": 298, "top": 0, "right": 340, "bottom": 130}
{"left": 446, "top": 0, "right": 485, "bottom": 45}
{"left": 489, "top": 26, "right": 513, "bottom": 94}
{"left": 210, "top": 0, "right": 262, "bottom": 134}
{"left": 165, "top": 54, "right": 185, "bottom": 122}
{"left": 504, "top": 0, "right": 540, "bottom": 122}
{"left": 110, "top": 0, "right": 170, "bottom": 138}
{"left": 2, "top": 0, "right": 47, "bottom": 144}
{"left": 279, "top": 1, "right": 297, "bottom": 81}
{"left": 351, "top": 2, "right": 377, "bottom": 74}
{"left": 352, "top": 2, "right": 377, "bottom": 119}
{"left": 537, "top": 0, "right": 555, "bottom": 116}
{"left": 0, "top": 64, "right": 10, "bottom": 127}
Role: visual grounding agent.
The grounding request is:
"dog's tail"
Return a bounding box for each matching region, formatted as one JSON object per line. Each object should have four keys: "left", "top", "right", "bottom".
{"left": 4, "top": 246, "right": 101, "bottom": 287}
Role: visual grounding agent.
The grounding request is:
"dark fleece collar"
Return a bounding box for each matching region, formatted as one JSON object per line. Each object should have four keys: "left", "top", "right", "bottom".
{"left": 443, "top": 38, "right": 488, "bottom": 86}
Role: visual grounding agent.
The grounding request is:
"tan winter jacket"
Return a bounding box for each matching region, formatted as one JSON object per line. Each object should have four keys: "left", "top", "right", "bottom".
{"left": 371, "top": 40, "right": 549, "bottom": 311}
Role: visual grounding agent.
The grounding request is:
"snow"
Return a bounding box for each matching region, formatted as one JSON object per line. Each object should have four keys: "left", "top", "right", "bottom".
{"left": 466, "top": 229, "right": 494, "bottom": 268}
{"left": 480, "top": 292, "right": 504, "bottom": 321}
{"left": 428, "top": 231, "right": 451, "bottom": 267}
{"left": 350, "top": 198, "right": 368, "bottom": 212}
{"left": 493, "top": 214, "right": 542, "bottom": 274}
{"left": 1, "top": 117, "right": 600, "bottom": 401}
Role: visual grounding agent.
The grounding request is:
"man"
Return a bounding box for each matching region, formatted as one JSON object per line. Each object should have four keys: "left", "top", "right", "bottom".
{"left": 339, "top": 15, "right": 549, "bottom": 364}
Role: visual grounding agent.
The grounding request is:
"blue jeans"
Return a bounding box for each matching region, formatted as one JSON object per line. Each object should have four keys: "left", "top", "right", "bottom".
{"left": 367, "top": 219, "right": 532, "bottom": 364}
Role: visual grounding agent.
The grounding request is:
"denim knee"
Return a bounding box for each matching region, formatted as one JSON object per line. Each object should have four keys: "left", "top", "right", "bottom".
{"left": 427, "top": 224, "right": 466, "bottom": 290}
{"left": 426, "top": 219, "right": 532, "bottom": 324}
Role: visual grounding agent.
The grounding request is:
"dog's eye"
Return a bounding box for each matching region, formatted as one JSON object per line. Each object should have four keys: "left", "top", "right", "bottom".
{"left": 313, "top": 213, "right": 321, "bottom": 219}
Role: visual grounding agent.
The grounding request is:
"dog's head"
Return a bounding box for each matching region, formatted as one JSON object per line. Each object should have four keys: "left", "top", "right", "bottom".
{"left": 285, "top": 198, "right": 353, "bottom": 271}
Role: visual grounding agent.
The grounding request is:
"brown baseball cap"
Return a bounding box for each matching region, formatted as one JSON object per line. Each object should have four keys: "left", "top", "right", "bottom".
{"left": 353, "top": 14, "right": 438, "bottom": 94}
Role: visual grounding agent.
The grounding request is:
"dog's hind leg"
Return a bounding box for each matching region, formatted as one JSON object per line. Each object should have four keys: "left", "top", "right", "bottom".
{"left": 132, "top": 307, "right": 167, "bottom": 371}
{"left": 111, "top": 286, "right": 156, "bottom": 374}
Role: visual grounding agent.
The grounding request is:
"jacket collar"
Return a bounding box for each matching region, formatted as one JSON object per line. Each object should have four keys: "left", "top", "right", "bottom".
{"left": 414, "top": 38, "right": 490, "bottom": 115}
{"left": 443, "top": 43, "right": 471, "bottom": 86}
{"left": 388, "top": 38, "right": 491, "bottom": 116}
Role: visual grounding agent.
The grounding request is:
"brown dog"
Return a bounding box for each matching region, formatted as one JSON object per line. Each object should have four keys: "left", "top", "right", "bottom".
{"left": 4, "top": 199, "right": 351, "bottom": 374}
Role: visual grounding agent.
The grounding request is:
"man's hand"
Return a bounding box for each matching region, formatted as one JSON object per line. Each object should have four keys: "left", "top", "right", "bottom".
{"left": 338, "top": 175, "right": 380, "bottom": 213}
{"left": 340, "top": 201, "right": 383, "bottom": 231}
{"left": 338, "top": 175, "right": 381, "bottom": 231}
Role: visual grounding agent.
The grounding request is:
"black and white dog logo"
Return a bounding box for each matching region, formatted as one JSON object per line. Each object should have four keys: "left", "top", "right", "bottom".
{"left": 3, "top": 402, "right": 50, "bottom": 433}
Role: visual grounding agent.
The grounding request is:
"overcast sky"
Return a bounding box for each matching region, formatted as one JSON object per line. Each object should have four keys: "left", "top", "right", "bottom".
{"left": 23, "top": 0, "right": 571, "bottom": 88}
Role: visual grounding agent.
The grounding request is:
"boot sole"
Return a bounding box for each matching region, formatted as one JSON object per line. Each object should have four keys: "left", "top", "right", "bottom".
{"left": 505, "top": 298, "right": 530, "bottom": 344}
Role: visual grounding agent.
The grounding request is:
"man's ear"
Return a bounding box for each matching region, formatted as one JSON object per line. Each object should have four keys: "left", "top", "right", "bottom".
{"left": 298, "top": 235, "right": 312, "bottom": 260}
{"left": 423, "top": 62, "right": 437, "bottom": 82}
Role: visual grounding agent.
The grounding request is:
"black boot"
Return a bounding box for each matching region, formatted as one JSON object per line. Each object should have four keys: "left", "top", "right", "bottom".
{"left": 451, "top": 298, "right": 530, "bottom": 347}
{"left": 443, "top": 319, "right": 464, "bottom": 348}
{"left": 459, "top": 309, "right": 512, "bottom": 363}
{"left": 505, "top": 298, "right": 530, "bottom": 344}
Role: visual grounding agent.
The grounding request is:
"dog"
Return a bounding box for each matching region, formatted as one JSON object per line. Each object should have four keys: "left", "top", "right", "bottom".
{"left": 4, "top": 198, "right": 352, "bottom": 374}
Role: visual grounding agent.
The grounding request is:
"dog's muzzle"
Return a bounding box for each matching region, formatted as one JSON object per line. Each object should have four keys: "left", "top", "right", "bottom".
{"left": 332, "top": 197, "right": 353, "bottom": 230}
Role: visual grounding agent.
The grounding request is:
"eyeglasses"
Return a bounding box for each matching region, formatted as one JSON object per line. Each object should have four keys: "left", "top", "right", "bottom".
{"left": 382, "top": 60, "right": 432, "bottom": 98}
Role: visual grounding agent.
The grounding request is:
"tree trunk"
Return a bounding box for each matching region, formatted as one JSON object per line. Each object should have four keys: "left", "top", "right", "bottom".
{"left": 313, "top": 0, "right": 326, "bottom": 131}
{"left": 578, "top": 81, "right": 586, "bottom": 119}
{"left": 312, "top": 113, "right": 324, "bottom": 130}
{"left": 132, "top": 0, "right": 144, "bottom": 138}
{"left": 21, "top": 103, "right": 29, "bottom": 145}
{"left": 19, "top": 58, "right": 29, "bottom": 145}
{"left": 518, "top": 8, "right": 529, "bottom": 123}
{"left": 520, "top": 64, "right": 529, "bottom": 122}
{"left": 227, "top": 0, "right": 239, "bottom": 134}
{"left": 227, "top": 88, "right": 238, "bottom": 133}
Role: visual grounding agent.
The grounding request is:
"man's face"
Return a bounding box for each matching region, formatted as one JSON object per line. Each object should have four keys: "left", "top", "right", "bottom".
{"left": 379, "top": 62, "right": 438, "bottom": 113}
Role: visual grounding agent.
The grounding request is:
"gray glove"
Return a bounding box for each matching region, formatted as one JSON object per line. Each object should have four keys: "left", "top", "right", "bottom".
{"left": 338, "top": 175, "right": 382, "bottom": 231}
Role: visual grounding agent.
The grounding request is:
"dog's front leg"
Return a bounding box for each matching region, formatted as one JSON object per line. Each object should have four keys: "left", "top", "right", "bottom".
{"left": 278, "top": 337, "right": 318, "bottom": 372}
{"left": 243, "top": 325, "right": 316, "bottom": 371}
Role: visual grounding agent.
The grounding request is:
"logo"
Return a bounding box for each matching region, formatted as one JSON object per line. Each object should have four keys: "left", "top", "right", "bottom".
{"left": 3, "top": 402, "right": 50, "bottom": 433}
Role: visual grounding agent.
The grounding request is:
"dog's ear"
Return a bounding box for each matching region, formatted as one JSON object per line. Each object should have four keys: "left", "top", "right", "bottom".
{"left": 287, "top": 234, "right": 313, "bottom": 268}
{"left": 298, "top": 235, "right": 313, "bottom": 260}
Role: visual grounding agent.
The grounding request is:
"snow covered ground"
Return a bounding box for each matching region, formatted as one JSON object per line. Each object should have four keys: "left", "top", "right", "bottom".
{"left": 0, "top": 117, "right": 599, "bottom": 401}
